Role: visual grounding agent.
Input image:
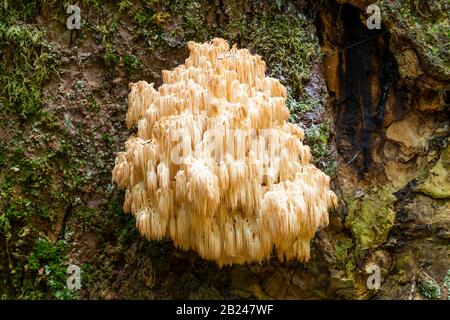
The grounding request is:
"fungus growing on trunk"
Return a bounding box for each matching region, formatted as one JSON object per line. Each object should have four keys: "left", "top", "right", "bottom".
{"left": 112, "top": 38, "right": 337, "bottom": 266}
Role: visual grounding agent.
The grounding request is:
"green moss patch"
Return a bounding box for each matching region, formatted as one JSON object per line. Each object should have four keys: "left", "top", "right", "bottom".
{"left": 0, "top": 2, "right": 58, "bottom": 118}
{"left": 345, "top": 188, "right": 397, "bottom": 251}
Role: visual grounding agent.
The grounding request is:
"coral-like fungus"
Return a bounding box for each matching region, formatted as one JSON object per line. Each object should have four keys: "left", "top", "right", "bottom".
{"left": 112, "top": 38, "right": 337, "bottom": 266}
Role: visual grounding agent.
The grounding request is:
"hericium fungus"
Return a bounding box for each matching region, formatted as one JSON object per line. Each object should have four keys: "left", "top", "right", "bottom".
{"left": 112, "top": 38, "right": 337, "bottom": 266}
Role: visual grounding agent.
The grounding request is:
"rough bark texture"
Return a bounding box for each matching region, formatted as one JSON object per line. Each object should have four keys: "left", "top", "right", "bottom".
{"left": 0, "top": 0, "right": 448, "bottom": 299}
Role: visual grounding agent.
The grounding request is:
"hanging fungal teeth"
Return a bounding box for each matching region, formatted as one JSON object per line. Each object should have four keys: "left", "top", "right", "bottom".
{"left": 112, "top": 38, "right": 338, "bottom": 267}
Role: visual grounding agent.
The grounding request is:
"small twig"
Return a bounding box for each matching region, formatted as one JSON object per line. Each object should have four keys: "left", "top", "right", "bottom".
{"left": 343, "top": 151, "right": 360, "bottom": 166}
{"left": 414, "top": 0, "right": 430, "bottom": 18}
{"left": 324, "top": 31, "right": 389, "bottom": 59}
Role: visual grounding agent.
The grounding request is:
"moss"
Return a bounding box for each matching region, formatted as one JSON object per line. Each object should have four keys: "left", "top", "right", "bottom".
{"left": 101, "top": 132, "right": 112, "bottom": 144}
{"left": 0, "top": 187, "right": 31, "bottom": 237}
{"left": 304, "top": 120, "right": 336, "bottom": 176}
{"left": 381, "top": 0, "right": 450, "bottom": 79}
{"left": 26, "top": 238, "right": 78, "bottom": 299}
{"left": 332, "top": 237, "right": 360, "bottom": 296}
{"left": 123, "top": 54, "right": 143, "bottom": 77}
{"left": 248, "top": 12, "right": 317, "bottom": 97}
{"left": 80, "top": 263, "right": 95, "bottom": 291}
{"left": 73, "top": 192, "right": 132, "bottom": 241}
{"left": 415, "top": 144, "right": 450, "bottom": 199}
{"left": 103, "top": 48, "right": 120, "bottom": 67}
{"left": 126, "top": 0, "right": 209, "bottom": 50}
{"left": 334, "top": 238, "right": 354, "bottom": 269}
{"left": 345, "top": 188, "right": 397, "bottom": 251}
{"left": 0, "top": 4, "right": 58, "bottom": 118}
{"left": 418, "top": 277, "right": 441, "bottom": 300}
{"left": 86, "top": 93, "right": 100, "bottom": 113}
{"left": 0, "top": 113, "right": 86, "bottom": 298}
{"left": 0, "top": 146, "right": 5, "bottom": 166}
{"left": 287, "top": 90, "right": 317, "bottom": 123}
{"left": 391, "top": 250, "right": 417, "bottom": 283}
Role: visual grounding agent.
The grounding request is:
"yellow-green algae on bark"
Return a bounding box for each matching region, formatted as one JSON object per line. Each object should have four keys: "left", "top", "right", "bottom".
{"left": 416, "top": 145, "right": 450, "bottom": 199}
{"left": 345, "top": 188, "right": 397, "bottom": 251}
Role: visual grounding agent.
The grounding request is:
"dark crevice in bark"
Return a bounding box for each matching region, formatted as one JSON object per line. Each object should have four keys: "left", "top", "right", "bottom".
{"left": 58, "top": 203, "right": 73, "bottom": 240}
{"left": 0, "top": 234, "right": 15, "bottom": 297}
{"left": 336, "top": 5, "right": 393, "bottom": 177}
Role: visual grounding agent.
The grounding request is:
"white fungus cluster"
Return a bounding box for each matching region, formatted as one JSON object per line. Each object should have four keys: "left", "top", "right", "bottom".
{"left": 112, "top": 38, "right": 337, "bottom": 266}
